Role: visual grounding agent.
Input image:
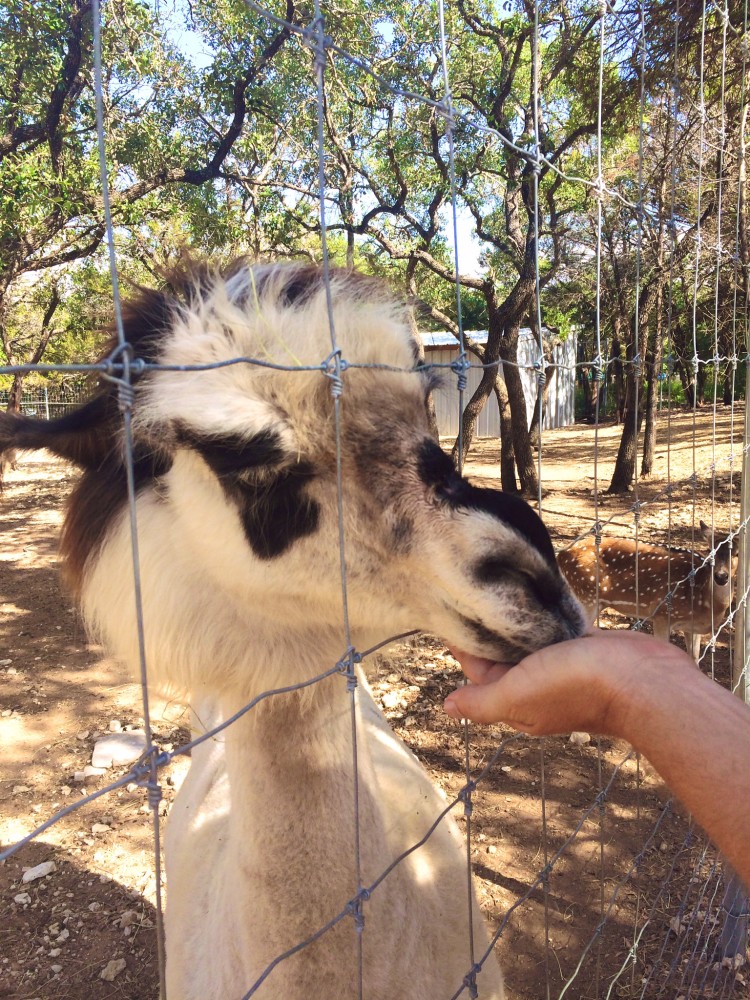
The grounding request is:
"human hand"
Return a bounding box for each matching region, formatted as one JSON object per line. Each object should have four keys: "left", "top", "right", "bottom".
{"left": 443, "top": 629, "right": 691, "bottom": 738}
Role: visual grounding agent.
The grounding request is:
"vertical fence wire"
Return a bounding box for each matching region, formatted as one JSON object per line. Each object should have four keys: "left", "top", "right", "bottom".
{"left": 308, "top": 3, "right": 365, "bottom": 989}
{"left": 530, "top": 5, "right": 553, "bottom": 996}
{"left": 627, "top": 3, "right": 648, "bottom": 986}
{"left": 592, "top": 3, "right": 609, "bottom": 993}
{"left": 90, "top": 2, "right": 168, "bottom": 995}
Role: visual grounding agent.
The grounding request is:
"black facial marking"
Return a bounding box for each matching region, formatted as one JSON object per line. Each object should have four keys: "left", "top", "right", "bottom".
{"left": 224, "top": 463, "right": 320, "bottom": 559}
{"left": 178, "top": 425, "right": 319, "bottom": 559}
{"left": 417, "top": 440, "right": 558, "bottom": 570}
{"left": 179, "top": 427, "right": 286, "bottom": 476}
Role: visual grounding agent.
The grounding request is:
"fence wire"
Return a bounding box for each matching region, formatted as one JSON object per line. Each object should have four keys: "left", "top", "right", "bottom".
{"left": 1, "top": 0, "right": 749, "bottom": 998}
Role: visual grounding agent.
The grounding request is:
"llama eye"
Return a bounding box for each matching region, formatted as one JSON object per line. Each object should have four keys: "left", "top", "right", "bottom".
{"left": 474, "top": 556, "right": 514, "bottom": 584}
{"left": 180, "top": 427, "right": 286, "bottom": 476}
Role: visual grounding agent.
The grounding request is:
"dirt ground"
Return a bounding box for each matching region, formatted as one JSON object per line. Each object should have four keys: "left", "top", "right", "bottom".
{"left": 1, "top": 405, "right": 747, "bottom": 1000}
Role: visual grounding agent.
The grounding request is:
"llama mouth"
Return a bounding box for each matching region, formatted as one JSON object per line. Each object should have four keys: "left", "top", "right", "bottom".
{"left": 456, "top": 614, "right": 529, "bottom": 664}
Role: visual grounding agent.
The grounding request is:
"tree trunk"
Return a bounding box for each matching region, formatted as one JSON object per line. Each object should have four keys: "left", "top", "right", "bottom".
{"left": 696, "top": 363, "right": 707, "bottom": 405}
{"left": 452, "top": 310, "right": 503, "bottom": 466}
{"left": 500, "top": 326, "right": 538, "bottom": 496}
{"left": 641, "top": 291, "right": 665, "bottom": 477}
{"left": 493, "top": 371, "right": 517, "bottom": 492}
{"left": 723, "top": 366, "right": 735, "bottom": 405}
{"left": 452, "top": 363, "right": 495, "bottom": 467}
{"left": 611, "top": 322, "right": 626, "bottom": 423}
{"left": 608, "top": 368, "right": 643, "bottom": 493}
{"left": 528, "top": 365, "right": 555, "bottom": 448}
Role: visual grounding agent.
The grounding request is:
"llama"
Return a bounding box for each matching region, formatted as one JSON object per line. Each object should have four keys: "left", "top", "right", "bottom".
{"left": 1, "top": 261, "right": 587, "bottom": 1000}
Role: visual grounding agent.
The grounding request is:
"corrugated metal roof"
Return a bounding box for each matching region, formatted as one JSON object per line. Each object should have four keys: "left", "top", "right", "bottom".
{"left": 420, "top": 328, "right": 539, "bottom": 347}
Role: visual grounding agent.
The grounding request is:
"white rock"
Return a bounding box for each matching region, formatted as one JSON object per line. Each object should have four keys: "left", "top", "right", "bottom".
{"left": 569, "top": 731, "right": 592, "bottom": 746}
{"left": 22, "top": 861, "right": 56, "bottom": 883}
{"left": 14, "top": 892, "right": 31, "bottom": 905}
{"left": 91, "top": 823, "right": 110, "bottom": 835}
{"left": 100, "top": 958, "right": 127, "bottom": 981}
{"left": 108, "top": 719, "right": 123, "bottom": 733}
{"left": 83, "top": 765, "right": 107, "bottom": 779}
{"left": 49, "top": 948, "right": 61, "bottom": 957}
{"left": 381, "top": 691, "right": 403, "bottom": 709}
{"left": 51, "top": 964, "right": 63, "bottom": 974}
{"left": 0, "top": 658, "right": 11, "bottom": 665}
{"left": 91, "top": 731, "right": 147, "bottom": 768}
{"left": 12, "top": 785, "right": 30, "bottom": 794}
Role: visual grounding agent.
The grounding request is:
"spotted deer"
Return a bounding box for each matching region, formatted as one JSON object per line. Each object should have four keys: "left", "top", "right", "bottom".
{"left": 557, "top": 521, "right": 738, "bottom": 660}
{"left": 0, "top": 260, "right": 587, "bottom": 1000}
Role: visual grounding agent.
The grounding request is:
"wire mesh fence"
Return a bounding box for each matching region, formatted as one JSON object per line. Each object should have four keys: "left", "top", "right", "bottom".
{"left": 1, "top": 0, "right": 749, "bottom": 997}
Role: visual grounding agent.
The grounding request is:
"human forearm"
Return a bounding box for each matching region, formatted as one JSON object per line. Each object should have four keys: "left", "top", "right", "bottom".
{"left": 445, "top": 631, "right": 750, "bottom": 888}
{"left": 613, "top": 655, "right": 750, "bottom": 886}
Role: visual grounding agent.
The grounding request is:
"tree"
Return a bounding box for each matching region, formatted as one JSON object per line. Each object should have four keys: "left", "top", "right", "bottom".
{"left": 0, "top": 0, "right": 297, "bottom": 409}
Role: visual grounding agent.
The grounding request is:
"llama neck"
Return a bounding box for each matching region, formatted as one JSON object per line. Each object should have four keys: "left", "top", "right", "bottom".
{"left": 214, "top": 669, "right": 387, "bottom": 968}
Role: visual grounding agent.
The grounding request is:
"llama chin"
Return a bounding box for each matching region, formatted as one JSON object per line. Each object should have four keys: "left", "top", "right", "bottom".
{"left": 0, "top": 259, "right": 587, "bottom": 1000}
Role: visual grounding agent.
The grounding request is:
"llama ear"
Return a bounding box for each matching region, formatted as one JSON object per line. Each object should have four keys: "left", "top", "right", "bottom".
{"left": 0, "top": 395, "right": 119, "bottom": 470}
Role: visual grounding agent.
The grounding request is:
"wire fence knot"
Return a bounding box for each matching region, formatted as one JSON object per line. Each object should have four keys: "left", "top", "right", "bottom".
{"left": 323, "top": 349, "right": 348, "bottom": 398}
{"left": 337, "top": 646, "right": 362, "bottom": 691}
{"left": 302, "top": 15, "right": 332, "bottom": 70}
{"left": 450, "top": 352, "right": 470, "bottom": 392}
{"left": 458, "top": 780, "right": 476, "bottom": 818}
{"left": 463, "top": 963, "right": 482, "bottom": 998}
{"left": 534, "top": 356, "right": 546, "bottom": 387}
{"left": 437, "top": 97, "right": 455, "bottom": 131}
{"left": 348, "top": 888, "right": 370, "bottom": 933}
{"left": 101, "top": 342, "right": 143, "bottom": 414}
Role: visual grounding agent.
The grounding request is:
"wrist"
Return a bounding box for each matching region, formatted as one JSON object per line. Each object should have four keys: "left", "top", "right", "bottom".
{"left": 605, "top": 638, "right": 695, "bottom": 745}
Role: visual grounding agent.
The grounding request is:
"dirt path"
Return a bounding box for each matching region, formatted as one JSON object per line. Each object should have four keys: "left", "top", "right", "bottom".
{"left": 1, "top": 406, "right": 744, "bottom": 999}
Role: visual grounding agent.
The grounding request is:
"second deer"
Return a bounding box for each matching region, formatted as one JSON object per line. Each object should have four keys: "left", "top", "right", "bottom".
{"left": 557, "top": 522, "right": 738, "bottom": 660}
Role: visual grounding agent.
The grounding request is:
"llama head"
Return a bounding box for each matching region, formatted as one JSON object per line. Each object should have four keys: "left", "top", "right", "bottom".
{"left": 0, "top": 261, "right": 586, "bottom": 698}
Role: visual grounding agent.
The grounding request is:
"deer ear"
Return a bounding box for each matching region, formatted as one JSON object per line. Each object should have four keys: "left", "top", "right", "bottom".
{"left": 699, "top": 519, "right": 711, "bottom": 540}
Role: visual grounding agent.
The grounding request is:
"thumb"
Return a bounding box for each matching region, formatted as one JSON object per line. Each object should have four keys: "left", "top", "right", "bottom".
{"left": 444, "top": 680, "right": 510, "bottom": 725}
